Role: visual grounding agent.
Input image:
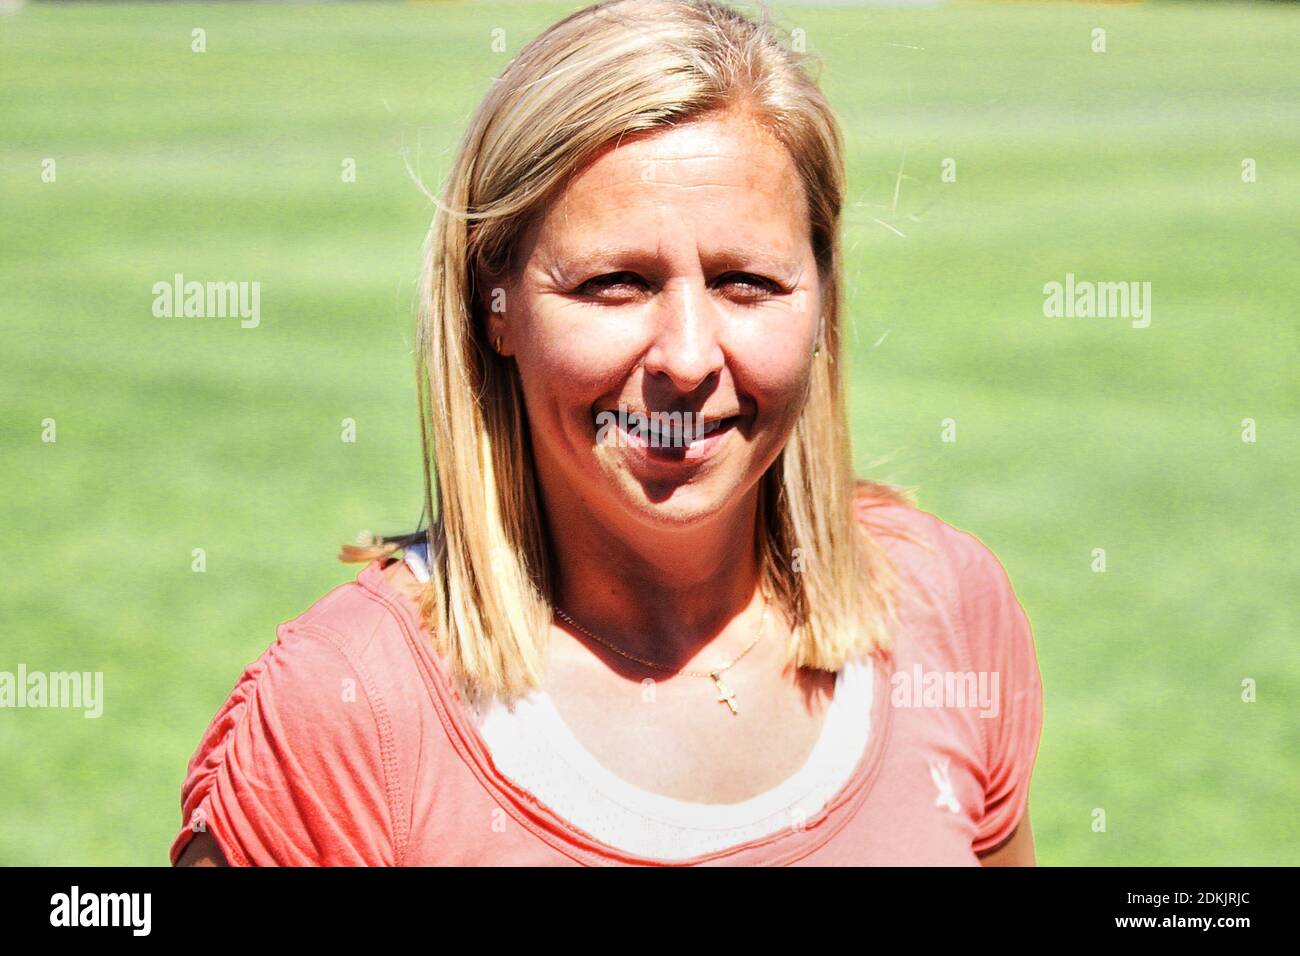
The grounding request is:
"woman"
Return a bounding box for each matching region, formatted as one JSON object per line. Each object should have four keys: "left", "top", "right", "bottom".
{"left": 172, "top": 0, "right": 1043, "bottom": 866}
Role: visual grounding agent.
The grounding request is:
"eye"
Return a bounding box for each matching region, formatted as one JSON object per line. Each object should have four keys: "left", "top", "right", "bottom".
{"left": 571, "top": 271, "right": 783, "bottom": 304}
{"left": 575, "top": 272, "right": 648, "bottom": 300}
{"left": 716, "top": 272, "right": 781, "bottom": 302}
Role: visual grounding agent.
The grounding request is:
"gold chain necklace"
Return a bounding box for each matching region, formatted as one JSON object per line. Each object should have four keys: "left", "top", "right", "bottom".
{"left": 551, "top": 590, "right": 772, "bottom": 716}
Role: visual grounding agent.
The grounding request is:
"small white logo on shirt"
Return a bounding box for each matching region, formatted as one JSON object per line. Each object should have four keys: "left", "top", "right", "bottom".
{"left": 928, "top": 757, "right": 961, "bottom": 814}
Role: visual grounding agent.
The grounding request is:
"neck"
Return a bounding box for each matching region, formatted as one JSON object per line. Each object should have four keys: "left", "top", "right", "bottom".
{"left": 544, "top": 488, "right": 766, "bottom": 669}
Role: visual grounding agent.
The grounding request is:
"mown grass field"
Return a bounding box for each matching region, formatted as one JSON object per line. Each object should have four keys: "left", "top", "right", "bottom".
{"left": 1, "top": 0, "right": 1296, "bottom": 865}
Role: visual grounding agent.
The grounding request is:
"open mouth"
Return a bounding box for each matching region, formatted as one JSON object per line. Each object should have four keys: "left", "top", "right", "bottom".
{"left": 645, "top": 414, "right": 735, "bottom": 447}
{"left": 594, "top": 408, "right": 743, "bottom": 452}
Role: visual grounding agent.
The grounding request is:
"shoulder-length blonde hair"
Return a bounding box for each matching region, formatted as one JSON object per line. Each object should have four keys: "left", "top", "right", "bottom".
{"left": 344, "top": 0, "right": 916, "bottom": 711}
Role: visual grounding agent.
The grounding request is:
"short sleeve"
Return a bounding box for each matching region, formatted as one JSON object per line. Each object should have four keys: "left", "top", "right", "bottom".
{"left": 941, "top": 525, "right": 1045, "bottom": 856}
{"left": 169, "top": 624, "right": 399, "bottom": 866}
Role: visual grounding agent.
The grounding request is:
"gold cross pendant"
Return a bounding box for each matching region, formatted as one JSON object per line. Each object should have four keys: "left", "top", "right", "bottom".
{"left": 710, "top": 672, "right": 738, "bottom": 715}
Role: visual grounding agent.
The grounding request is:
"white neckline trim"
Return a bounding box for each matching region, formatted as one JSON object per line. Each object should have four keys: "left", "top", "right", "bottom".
{"left": 524, "top": 658, "right": 869, "bottom": 827}
{"left": 404, "top": 541, "right": 875, "bottom": 856}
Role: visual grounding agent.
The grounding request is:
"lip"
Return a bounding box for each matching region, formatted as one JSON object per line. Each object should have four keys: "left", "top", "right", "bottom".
{"left": 595, "top": 409, "right": 745, "bottom": 465}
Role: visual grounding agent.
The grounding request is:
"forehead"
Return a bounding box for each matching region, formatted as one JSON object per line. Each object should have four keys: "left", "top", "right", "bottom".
{"left": 531, "top": 109, "right": 810, "bottom": 251}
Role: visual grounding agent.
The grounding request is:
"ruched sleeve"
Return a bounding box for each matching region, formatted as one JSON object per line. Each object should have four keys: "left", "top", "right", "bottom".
{"left": 169, "top": 623, "right": 399, "bottom": 866}
{"left": 940, "top": 525, "right": 1045, "bottom": 856}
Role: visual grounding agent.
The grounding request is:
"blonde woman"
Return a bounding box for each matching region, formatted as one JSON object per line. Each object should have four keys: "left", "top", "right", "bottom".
{"left": 172, "top": 0, "right": 1043, "bottom": 867}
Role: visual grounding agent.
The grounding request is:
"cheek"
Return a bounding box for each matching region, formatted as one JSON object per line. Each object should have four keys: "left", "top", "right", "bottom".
{"left": 729, "top": 309, "right": 818, "bottom": 410}
{"left": 511, "top": 308, "right": 635, "bottom": 416}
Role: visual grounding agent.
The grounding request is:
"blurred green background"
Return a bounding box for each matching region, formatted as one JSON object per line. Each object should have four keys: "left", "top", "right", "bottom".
{"left": 1, "top": 0, "right": 1296, "bottom": 866}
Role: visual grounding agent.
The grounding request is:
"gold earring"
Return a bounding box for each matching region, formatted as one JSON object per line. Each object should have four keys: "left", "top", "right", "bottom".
{"left": 493, "top": 335, "right": 503, "bottom": 354}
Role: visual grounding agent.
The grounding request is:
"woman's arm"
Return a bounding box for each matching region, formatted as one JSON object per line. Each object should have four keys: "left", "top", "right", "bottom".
{"left": 977, "top": 815, "right": 1036, "bottom": 866}
{"left": 174, "top": 830, "right": 229, "bottom": 867}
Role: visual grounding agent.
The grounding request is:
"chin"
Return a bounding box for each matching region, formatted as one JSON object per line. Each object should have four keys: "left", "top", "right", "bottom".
{"left": 605, "top": 466, "right": 748, "bottom": 531}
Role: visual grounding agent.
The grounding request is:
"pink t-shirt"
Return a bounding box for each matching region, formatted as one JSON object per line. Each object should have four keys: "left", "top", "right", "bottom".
{"left": 170, "top": 497, "right": 1044, "bottom": 866}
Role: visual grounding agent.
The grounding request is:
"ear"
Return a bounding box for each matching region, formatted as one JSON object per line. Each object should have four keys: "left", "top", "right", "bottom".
{"left": 478, "top": 269, "right": 513, "bottom": 356}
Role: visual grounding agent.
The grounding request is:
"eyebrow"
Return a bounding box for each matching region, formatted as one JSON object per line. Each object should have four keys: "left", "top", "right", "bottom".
{"left": 551, "top": 244, "right": 801, "bottom": 279}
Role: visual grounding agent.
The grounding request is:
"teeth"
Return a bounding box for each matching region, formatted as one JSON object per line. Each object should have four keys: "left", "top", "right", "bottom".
{"left": 601, "top": 412, "right": 733, "bottom": 448}
{"left": 642, "top": 416, "right": 720, "bottom": 445}
{"left": 645, "top": 419, "right": 687, "bottom": 443}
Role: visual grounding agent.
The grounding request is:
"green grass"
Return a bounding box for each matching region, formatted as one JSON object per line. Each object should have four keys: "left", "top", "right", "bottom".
{"left": 1, "top": 0, "right": 1296, "bottom": 866}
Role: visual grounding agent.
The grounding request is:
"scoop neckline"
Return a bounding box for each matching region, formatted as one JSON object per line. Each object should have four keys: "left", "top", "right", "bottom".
{"left": 360, "top": 557, "right": 896, "bottom": 866}
{"left": 507, "top": 658, "right": 870, "bottom": 830}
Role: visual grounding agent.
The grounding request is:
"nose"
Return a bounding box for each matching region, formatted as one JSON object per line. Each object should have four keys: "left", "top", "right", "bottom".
{"left": 641, "top": 278, "right": 725, "bottom": 394}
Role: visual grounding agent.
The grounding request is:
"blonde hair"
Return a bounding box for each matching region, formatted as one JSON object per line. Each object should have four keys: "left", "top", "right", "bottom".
{"left": 343, "top": 0, "right": 918, "bottom": 711}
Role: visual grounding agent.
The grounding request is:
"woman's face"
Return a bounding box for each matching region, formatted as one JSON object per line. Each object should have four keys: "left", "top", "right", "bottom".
{"left": 491, "top": 107, "right": 822, "bottom": 534}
